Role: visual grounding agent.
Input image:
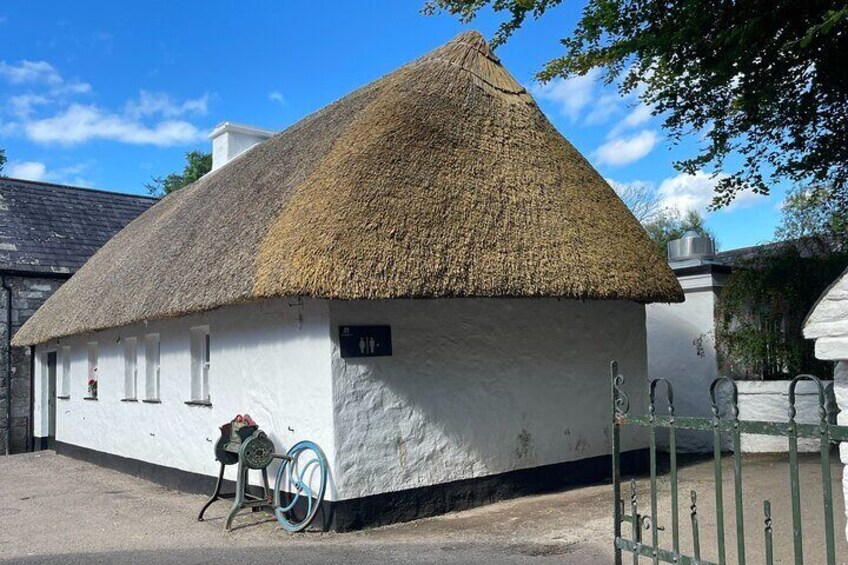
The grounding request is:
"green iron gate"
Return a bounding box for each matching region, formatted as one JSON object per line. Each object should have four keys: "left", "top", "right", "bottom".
{"left": 610, "top": 361, "right": 845, "bottom": 565}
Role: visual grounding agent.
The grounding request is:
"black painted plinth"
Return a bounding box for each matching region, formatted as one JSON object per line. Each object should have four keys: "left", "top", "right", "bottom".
{"left": 54, "top": 441, "right": 648, "bottom": 532}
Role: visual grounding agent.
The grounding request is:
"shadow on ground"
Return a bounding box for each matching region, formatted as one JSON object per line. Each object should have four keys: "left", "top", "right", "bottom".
{"left": 0, "top": 451, "right": 844, "bottom": 564}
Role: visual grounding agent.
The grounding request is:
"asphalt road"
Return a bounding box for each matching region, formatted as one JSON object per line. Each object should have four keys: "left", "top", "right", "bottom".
{"left": 0, "top": 451, "right": 844, "bottom": 564}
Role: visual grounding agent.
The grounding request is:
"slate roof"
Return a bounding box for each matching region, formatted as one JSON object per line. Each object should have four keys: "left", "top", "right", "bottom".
{"left": 0, "top": 177, "right": 157, "bottom": 275}
{"left": 714, "top": 236, "right": 844, "bottom": 266}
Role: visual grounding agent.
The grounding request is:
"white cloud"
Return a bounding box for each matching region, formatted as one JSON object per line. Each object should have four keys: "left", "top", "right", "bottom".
{"left": 584, "top": 93, "right": 621, "bottom": 125}
{"left": 7, "top": 161, "right": 47, "bottom": 180}
{"left": 0, "top": 60, "right": 62, "bottom": 85}
{"left": 269, "top": 91, "right": 285, "bottom": 105}
{"left": 124, "top": 90, "right": 208, "bottom": 119}
{"left": 531, "top": 69, "right": 659, "bottom": 133}
{"left": 623, "top": 104, "right": 653, "bottom": 128}
{"left": 6, "top": 160, "right": 90, "bottom": 186}
{"left": 531, "top": 69, "right": 601, "bottom": 122}
{"left": 52, "top": 79, "right": 92, "bottom": 95}
{"left": 593, "top": 129, "right": 659, "bottom": 166}
{"left": 608, "top": 103, "right": 653, "bottom": 138}
{"left": 0, "top": 60, "right": 205, "bottom": 148}
{"left": 25, "top": 104, "right": 205, "bottom": 146}
{"left": 8, "top": 94, "right": 51, "bottom": 117}
{"left": 0, "top": 117, "right": 18, "bottom": 136}
{"left": 657, "top": 171, "right": 760, "bottom": 214}
{"left": 0, "top": 60, "right": 91, "bottom": 107}
{"left": 608, "top": 171, "right": 764, "bottom": 222}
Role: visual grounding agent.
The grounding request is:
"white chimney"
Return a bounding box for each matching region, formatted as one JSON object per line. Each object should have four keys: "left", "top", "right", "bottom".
{"left": 209, "top": 122, "right": 276, "bottom": 171}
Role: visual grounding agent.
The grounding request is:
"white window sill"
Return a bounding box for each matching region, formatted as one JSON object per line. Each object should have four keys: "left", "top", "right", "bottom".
{"left": 184, "top": 400, "right": 212, "bottom": 407}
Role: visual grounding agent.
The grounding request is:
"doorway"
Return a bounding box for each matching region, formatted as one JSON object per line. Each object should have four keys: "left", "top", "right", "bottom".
{"left": 46, "top": 351, "right": 57, "bottom": 449}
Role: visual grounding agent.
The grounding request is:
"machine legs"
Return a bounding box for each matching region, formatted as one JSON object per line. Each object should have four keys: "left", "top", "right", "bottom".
{"left": 224, "top": 464, "right": 271, "bottom": 530}
{"left": 197, "top": 462, "right": 227, "bottom": 522}
{"left": 195, "top": 459, "right": 272, "bottom": 530}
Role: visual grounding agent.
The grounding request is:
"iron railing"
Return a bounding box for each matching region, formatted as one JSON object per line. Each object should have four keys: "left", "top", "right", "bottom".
{"left": 611, "top": 361, "right": 844, "bottom": 565}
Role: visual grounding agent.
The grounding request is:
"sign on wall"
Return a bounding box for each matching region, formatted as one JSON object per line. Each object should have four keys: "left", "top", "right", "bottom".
{"left": 339, "top": 325, "right": 392, "bottom": 358}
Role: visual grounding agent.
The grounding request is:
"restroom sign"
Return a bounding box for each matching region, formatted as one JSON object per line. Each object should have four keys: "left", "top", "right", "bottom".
{"left": 339, "top": 325, "right": 392, "bottom": 358}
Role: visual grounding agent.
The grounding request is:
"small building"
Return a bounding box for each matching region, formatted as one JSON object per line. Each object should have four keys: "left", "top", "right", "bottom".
{"left": 646, "top": 232, "right": 730, "bottom": 452}
{"left": 13, "top": 32, "right": 682, "bottom": 530}
{"left": 0, "top": 177, "right": 156, "bottom": 454}
{"left": 648, "top": 233, "right": 841, "bottom": 453}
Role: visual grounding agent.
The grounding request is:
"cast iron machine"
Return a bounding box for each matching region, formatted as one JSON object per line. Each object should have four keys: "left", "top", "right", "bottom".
{"left": 197, "top": 415, "right": 328, "bottom": 532}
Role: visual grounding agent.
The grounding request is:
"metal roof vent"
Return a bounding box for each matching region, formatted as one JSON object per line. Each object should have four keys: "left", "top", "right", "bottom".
{"left": 667, "top": 231, "right": 716, "bottom": 262}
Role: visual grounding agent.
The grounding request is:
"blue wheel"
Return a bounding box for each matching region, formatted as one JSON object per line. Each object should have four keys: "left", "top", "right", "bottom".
{"left": 273, "top": 440, "right": 328, "bottom": 532}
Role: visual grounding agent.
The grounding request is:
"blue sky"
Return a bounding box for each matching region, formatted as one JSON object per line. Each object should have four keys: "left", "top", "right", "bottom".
{"left": 0, "top": 1, "right": 787, "bottom": 250}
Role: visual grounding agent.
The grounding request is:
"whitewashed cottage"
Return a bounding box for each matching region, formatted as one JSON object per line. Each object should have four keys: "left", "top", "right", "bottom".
{"left": 13, "top": 31, "right": 682, "bottom": 530}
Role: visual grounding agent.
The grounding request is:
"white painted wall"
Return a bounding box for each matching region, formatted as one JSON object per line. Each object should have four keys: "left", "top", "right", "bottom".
{"left": 328, "top": 298, "right": 648, "bottom": 501}
{"left": 804, "top": 268, "right": 848, "bottom": 539}
{"left": 34, "top": 296, "right": 649, "bottom": 505}
{"left": 736, "top": 380, "right": 834, "bottom": 453}
{"left": 646, "top": 271, "right": 724, "bottom": 452}
{"left": 33, "top": 298, "right": 338, "bottom": 499}
{"left": 832, "top": 361, "right": 848, "bottom": 541}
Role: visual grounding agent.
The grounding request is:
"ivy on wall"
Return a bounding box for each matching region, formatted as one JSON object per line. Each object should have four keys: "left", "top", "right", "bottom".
{"left": 715, "top": 242, "right": 848, "bottom": 380}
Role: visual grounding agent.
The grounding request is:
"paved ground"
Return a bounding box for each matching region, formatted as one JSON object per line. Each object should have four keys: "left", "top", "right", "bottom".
{"left": 0, "top": 452, "right": 845, "bottom": 564}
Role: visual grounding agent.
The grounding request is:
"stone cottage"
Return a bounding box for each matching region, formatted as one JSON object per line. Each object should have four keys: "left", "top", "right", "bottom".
{"left": 0, "top": 177, "right": 155, "bottom": 453}
{"left": 13, "top": 32, "right": 682, "bottom": 529}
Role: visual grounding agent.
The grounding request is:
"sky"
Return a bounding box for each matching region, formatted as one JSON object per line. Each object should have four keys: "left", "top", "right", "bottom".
{"left": 0, "top": 1, "right": 789, "bottom": 251}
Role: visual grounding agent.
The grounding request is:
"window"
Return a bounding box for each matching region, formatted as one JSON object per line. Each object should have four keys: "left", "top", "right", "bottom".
{"left": 87, "top": 342, "right": 98, "bottom": 399}
{"left": 124, "top": 337, "right": 138, "bottom": 400}
{"left": 190, "top": 327, "right": 211, "bottom": 403}
{"left": 60, "top": 346, "right": 71, "bottom": 397}
{"left": 144, "top": 334, "right": 161, "bottom": 401}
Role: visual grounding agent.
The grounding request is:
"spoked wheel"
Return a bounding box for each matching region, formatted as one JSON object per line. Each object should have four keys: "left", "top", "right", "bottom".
{"left": 273, "top": 440, "right": 328, "bottom": 532}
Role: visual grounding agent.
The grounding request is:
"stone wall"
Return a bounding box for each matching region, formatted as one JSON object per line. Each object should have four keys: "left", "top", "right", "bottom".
{"left": 735, "top": 379, "right": 835, "bottom": 452}
{"left": 0, "top": 275, "right": 67, "bottom": 454}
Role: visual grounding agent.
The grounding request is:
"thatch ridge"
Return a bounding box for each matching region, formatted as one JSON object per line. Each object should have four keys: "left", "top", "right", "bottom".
{"left": 13, "top": 30, "right": 682, "bottom": 346}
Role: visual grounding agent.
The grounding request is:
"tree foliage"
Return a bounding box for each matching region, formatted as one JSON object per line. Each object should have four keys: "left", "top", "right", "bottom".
{"left": 642, "top": 209, "right": 715, "bottom": 259}
{"left": 0, "top": 147, "right": 5, "bottom": 174}
{"left": 146, "top": 151, "right": 212, "bottom": 196}
{"left": 716, "top": 247, "right": 848, "bottom": 380}
{"left": 424, "top": 1, "right": 848, "bottom": 208}
{"left": 776, "top": 184, "right": 848, "bottom": 247}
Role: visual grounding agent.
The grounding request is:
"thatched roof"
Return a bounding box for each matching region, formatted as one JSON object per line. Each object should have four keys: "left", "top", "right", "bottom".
{"left": 13, "top": 31, "right": 682, "bottom": 347}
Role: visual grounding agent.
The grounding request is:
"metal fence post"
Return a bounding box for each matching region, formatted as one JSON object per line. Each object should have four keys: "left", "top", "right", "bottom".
{"left": 612, "top": 361, "right": 623, "bottom": 565}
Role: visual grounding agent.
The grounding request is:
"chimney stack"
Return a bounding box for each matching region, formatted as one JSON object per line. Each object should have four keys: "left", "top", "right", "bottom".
{"left": 209, "top": 122, "right": 276, "bottom": 170}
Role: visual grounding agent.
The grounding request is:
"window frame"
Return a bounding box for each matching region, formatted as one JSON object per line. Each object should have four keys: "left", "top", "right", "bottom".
{"left": 123, "top": 337, "right": 138, "bottom": 401}
{"left": 60, "top": 345, "right": 71, "bottom": 398}
{"left": 144, "top": 333, "right": 161, "bottom": 402}
{"left": 190, "top": 326, "right": 211, "bottom": 404}
{"left": 86, "top": 341, "right": 98, "bottom": 398}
